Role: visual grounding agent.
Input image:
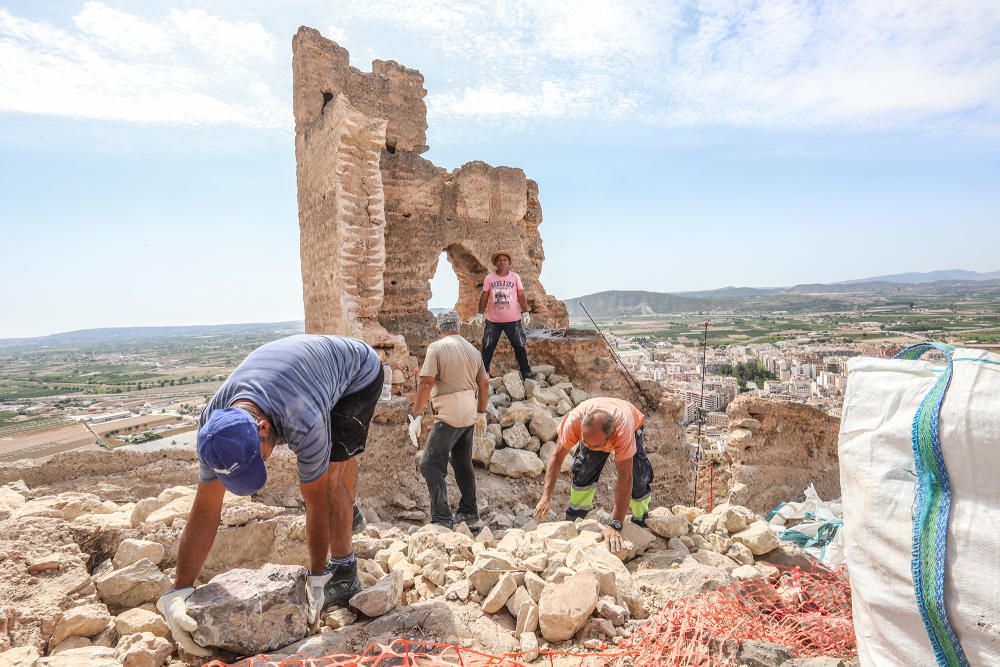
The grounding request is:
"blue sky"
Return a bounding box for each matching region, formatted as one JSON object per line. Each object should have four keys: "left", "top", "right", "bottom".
{"left": 2, "top": 1, "right": 999, "bottom": 338}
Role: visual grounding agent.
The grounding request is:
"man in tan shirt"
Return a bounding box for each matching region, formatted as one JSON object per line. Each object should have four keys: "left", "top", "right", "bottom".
{"left": 409, "top": 311, "right": 490, "bottom": 528}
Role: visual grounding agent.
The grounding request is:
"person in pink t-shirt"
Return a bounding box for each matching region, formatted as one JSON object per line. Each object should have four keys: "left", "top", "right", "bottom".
{"left": 474, "top": 252, "right": 537, "bottom": 379}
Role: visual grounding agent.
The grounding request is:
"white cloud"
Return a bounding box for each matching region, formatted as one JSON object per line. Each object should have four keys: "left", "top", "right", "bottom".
{"left": 330, "top": 0, "right": 1000, "bottom": 132}
{"left": 73, "top": 2, "right": 173, "bottom": 55}
{"left": 1, "top": 0, "right": 997, "bottom": 133}
{"left": 325, "top": 24, "right": 348, "bottom": 46}
{"left": 0, "top": 3, "right": 288, "bottom": 128}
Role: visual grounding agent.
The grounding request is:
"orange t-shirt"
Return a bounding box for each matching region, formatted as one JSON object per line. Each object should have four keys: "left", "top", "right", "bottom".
{"left": 557, "top": 397, "right": 644, "bottom": 460}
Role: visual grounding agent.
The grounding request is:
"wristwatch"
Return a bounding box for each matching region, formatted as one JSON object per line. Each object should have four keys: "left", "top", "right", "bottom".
{"left": 608, "top": 518, "right": 623, "bottom": 531}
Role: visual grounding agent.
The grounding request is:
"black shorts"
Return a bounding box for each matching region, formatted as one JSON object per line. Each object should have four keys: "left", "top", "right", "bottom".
{"left": 329, "top": 366, "right": 384, "bottom": 463}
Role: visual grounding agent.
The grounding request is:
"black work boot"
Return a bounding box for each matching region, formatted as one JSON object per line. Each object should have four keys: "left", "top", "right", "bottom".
{"left": 454, "top": 513, "right": 483, "bottom": 530}
{"left": 323, "top": 559, "right": 361, "bottom": 607}
{"left": 352, "top": 503, "right": 366, "bottom": 535}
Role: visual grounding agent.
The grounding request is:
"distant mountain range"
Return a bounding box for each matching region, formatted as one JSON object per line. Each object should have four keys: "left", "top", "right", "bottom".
{"left": 834, "top": 269, "right": 1000, "bottom": 284}
{"left": 565, "top": 272, "right": 1000, "bottom": 319}
{"left": 0, "top": 321, "right": 304, "bottom": 348}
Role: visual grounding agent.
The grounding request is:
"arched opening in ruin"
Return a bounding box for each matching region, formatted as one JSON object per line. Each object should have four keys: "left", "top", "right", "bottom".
{"left": 442, "top": 244, "right": 488, "bottom": 321}
{"left": 428, "top": 251, "right": 460, "bottom": 314}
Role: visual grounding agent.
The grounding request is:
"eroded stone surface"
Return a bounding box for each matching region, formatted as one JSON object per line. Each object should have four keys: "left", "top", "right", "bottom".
{"left": 187, "top": 564, "right": 309, "bottom": 654}
{"left": 292, "top": 26, "right": 566, "bottom": 364}
{"left": 725, "top": 396, "right": 840, "bottom": 514}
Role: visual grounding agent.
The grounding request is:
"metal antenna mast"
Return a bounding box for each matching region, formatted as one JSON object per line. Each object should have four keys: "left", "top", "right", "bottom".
{"left": 692, "top": 321, "right": 710, "bottom": 506}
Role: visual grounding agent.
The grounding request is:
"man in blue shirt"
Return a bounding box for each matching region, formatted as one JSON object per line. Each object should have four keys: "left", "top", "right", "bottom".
{"left": 156, "top": 334, "right": 383, "bottom": 656}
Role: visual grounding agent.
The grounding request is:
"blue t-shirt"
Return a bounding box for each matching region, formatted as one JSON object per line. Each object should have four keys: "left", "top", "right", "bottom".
{"left": 199, "top": 334, "right": 381, "bottom": 484}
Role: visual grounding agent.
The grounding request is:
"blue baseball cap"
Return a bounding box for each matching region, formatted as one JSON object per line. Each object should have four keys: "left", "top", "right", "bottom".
{"left": 197, "top": 408, "right": 267, "bottom": 496}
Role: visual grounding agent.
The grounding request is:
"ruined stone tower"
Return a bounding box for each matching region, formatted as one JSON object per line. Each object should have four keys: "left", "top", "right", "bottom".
{"left": 292, "top": 27, "right": 567, "bottom": 365}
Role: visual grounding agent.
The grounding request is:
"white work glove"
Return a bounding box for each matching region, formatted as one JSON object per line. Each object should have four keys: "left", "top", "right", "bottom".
{"left": 408, "top": 414, "right": 423, "bottom": 449}
{"left": 306, "top": 569, "right": 333, "bottom": 625}
{"left": 473, "top": 313, "right": 485, "bottom": 326}
{"left": 157, "top": 587, "right": 211, "bottom": 657}
{"left": 521, "top": 312, "right": 531, "bottom": 326}
{"left": 474, "top": 413, "right": 487, "bottom": 438}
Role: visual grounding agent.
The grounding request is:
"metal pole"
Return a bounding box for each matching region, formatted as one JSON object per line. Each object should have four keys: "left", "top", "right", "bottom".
{"left": 694, "top": 321, "right": 710, "bottom": 508}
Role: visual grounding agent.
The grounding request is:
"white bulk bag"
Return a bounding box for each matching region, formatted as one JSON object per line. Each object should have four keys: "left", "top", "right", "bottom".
{"left": 839, "top": 344, "right": 1000, "bottom": 667}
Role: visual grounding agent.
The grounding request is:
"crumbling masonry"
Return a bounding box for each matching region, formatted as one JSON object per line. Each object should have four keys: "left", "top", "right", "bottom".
{"left": 293, "top": 26, "right": 567, "bottom": 365}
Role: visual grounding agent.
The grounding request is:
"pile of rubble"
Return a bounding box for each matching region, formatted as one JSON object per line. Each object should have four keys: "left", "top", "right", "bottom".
{"left": 474, "top": 364, "right": 588, "bottom": 479}
{"left": 337, "top": 499, "right": 796, "bottom": 662}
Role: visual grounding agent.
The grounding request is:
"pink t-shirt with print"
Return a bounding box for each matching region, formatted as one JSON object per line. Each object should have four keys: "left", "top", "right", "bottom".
{"left": 482, "top": 271, "right": 524, "bottom": 323}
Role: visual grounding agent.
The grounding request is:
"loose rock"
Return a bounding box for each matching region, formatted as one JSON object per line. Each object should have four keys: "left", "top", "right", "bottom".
{"left": 187, "top": 564, "right": 309, "bottom": 654}
{"left": 35, "top": 646, "right": 118, "bottom": 667}
{"left": 528, "top": 414, "right": 558, "bottom": 443}
{"left": 324, "top": 608, "right": 357, "bottom": 630}
{"left": 645, "top": 507, "right": 689, "bottom": 539}
{"left": 93, "top": 559, "right": 170, "bottom": 609}
{"left": 538, "top": 572, "right": 599, "bottom": 642}
{"left": 114, "top": 608, "right": 169, "bottom": 639}
{"left": 49, "top": 603, "right": 112, "bottom": 647}
{"left": 502, "top": 372, "right": 526, "bottom": 401}
{"left": 731, "top": 521, "right": 780, "bottom": 556}
{"left": 49, "top": 637, "right": 91, "bottom": 654}
{"left": 115, "top": 632, "right": 173, "bottom": 667}
{"left": 113, "top": 539, "right": 165, "bottom": 569}
{"left": 482, "top": 572, "right": 518, "bottom": 613}
{"left": 519, "top": 631, "right": 540, "bottom": 662}
{"left": 350, "top": 569, "right": 403, "bottom": 618}
{"left": 489, "top": 449, "right": 544, "bottom": 478}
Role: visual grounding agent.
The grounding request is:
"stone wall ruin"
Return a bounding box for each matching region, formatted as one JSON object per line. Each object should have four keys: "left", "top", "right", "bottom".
{"left": 293, "top": 26, "right": 567, "bottom": 363}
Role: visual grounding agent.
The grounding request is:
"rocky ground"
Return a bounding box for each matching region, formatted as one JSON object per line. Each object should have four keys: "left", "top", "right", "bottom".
{"left": 0, "top": 479, "right": 853, "bottom": 667}
{"left": 0, "top": 364, "right": 856, "bottom": 667}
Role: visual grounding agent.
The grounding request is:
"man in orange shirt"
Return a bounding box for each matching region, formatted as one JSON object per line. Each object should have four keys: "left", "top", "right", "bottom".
{"left": 533, "top": 397, "right": 654, "bottom": 553}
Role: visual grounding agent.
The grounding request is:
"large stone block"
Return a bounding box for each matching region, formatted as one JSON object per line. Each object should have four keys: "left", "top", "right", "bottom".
{"left": 35, "top": 646, "right": 118, "bottom": 667}
{"left": 502, "top": 372, "right": 526, "bottom": 401}
{"left": 187, "top": 564, "right": 309, "bottom": 654}
{"left": 538, "top": 572, "right": 599, "bottom": 642}
{"left": 472, "top": 433, "right": 496, "bottom": 467}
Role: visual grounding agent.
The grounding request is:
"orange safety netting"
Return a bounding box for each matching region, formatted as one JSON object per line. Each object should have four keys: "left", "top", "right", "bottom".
{"left": 208, "top": 563, "right": 855, "bottom": 667}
